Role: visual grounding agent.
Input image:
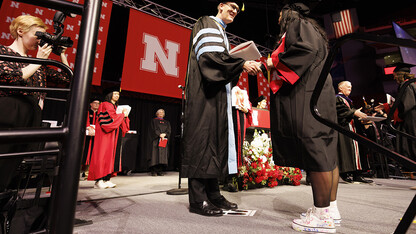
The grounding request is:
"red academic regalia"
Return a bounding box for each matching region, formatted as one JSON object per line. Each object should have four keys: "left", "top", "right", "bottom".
{"left": 382, "top": 103, "right": 402, "bottom": 125}
{"left": 82, "top": 108, "right": 98, "bottom": 165}
{"left": 231, "top": 85, "right": 252, "bottom": 168}
{"left": 336, "top": 94, "right": 362, "bottom": 173}
{"left": 88, "top": 101, "right": 130, "bottom": 181}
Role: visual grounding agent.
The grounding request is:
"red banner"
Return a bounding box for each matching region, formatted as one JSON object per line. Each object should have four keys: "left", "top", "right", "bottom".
{"left": 237, "top": 72, "right": 249, "bottom": 93}
{"left": 257, "top": 56, "right": 270, "bottom": 109}
{"left": 0, "top": 0, "right": 112, "bottom": 86}
{"left": 121, "top": 9, "right": 191, "bottom": 99}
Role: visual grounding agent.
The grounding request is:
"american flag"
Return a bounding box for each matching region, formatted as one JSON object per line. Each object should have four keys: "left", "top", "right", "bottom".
{"left": 332, "top": 9, "right": 354, "bottom": 38}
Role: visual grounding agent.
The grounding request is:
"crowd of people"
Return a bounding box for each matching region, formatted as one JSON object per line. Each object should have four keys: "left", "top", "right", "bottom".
{"left": 1, "top": 1, "right": 415, "bottom": 233}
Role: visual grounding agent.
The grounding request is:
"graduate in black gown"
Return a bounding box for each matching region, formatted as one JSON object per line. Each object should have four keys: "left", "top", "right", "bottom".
{"left": 149, "top": 109, "right": 171, "bottom": 176}
{"left": 182, "top": 0, "right": 261, "bottom": 216}
{"left": 391, "top": 63, "right": 416, "bottom": 166}
{"left": 265, "top": 2, "right": 340, "bottom": 232}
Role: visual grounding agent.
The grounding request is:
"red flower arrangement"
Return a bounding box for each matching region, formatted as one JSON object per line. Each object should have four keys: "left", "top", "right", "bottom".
{"left": 238, "top": 130, "right": 302, "bottom": 189}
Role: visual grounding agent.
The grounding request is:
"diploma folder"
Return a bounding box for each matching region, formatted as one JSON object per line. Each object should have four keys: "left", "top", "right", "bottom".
{"left": 158, "top": 138, "right": 168, "bottom": 147}
{"left": 359, "top": 116, "right": 387, "bottom": 122}
{"left": 116, "top": 105, "right": 131, "bottom": 116}
{"left": 229, "top": 41, "right": 262, "bottom": 61}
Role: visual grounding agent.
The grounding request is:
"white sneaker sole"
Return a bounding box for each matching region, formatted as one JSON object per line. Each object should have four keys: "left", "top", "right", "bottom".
{"left": 292, "top": 221, "right": 336, "bottom": 233}
{"left": 300, "top": 214, "right": 341, "bottom": 226}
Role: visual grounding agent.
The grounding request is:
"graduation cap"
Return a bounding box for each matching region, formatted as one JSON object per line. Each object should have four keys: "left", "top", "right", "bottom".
{"left": 282, "top": 0, "right": 310, "bottom": 16}
{"left": 254, "top": 95, "right": 266, "bottom": 106}
{"left": 390, "top": 62, "right": 416, "bottom": 73}
{"left": 217, "top": 0, "right": 245, "bottom": 12}
{"left": 102, "top": 85, "right": 121, "bottom": 96}
{"left": 89, "top": 95, "right": 101, "bottom": 103}
{"left": 102, "top": 85, "right": 121, "bottom": 102}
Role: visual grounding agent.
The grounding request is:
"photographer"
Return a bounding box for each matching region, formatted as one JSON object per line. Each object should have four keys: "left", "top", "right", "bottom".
{"left": 0, "top": 15, "right": 70, "bottom": 192}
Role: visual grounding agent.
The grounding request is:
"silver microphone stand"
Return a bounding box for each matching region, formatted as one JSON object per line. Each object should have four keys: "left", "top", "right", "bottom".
{"left": 167, "top": 85, "right": 188, "bottom": 195}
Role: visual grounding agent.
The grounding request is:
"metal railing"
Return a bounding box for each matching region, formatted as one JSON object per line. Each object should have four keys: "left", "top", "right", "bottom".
{"left": 0, "top": 0, "right": 102, "bottom": 233}
{"left": 310, "top": 32, "right": 416, "bottom": 234}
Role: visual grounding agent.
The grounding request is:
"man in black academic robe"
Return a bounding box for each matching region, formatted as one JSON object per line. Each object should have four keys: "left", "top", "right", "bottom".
{"left": 182, "top": 1, "right": 261, "bottom": 216}
{"left": 149, "top": 109, "right": 171, "bottom": 176}
{"left": 335, "top": 81, "right": 372, "bottom": 183}
{"left": 393, "top": 64, "right": 416, "bottom": 168}
{"left": 81, "top": 97, "right": 100, "bottom": 179}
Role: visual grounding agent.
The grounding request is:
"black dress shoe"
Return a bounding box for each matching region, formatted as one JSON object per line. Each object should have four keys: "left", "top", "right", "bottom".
{"left": 305, "top": 175, "right": 311, "bottom": 185}
{"left": 210, "top": 196, "right": 238, "bottom": 210}
{"left": 340, "top": 174, "right": 353, "bottom": 183}
{"left": 353, "top": 176, "right": 373, "bottom": 183}
{"left": 157, "top": 172, "right": 165, "bottom": 176}
{"left": 189, "top": 201, "right": 223, "bottom": 216}
{"left": 223, "top": 183, "right": 238, "bottom": 192}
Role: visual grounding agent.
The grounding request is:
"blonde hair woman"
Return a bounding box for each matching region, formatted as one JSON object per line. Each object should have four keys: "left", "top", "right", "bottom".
{"left": 0, "top": 15, "right": 70, "bottom": 191}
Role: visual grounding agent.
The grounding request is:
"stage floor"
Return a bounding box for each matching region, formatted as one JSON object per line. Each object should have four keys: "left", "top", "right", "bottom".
{"left": 74, "top": 172, "right": 416, "bottom": 234}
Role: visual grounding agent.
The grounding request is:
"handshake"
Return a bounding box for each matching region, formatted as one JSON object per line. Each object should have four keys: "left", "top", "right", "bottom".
{"left": 243, "top": 60, "right": 267, "bottom": 76}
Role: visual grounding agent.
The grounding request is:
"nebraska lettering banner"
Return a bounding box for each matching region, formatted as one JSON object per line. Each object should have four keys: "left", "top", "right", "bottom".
{"left": 0, "top": 0, "right": 112, "bottom": 86}
{"left": 257, "top": 57, "right": 270, "bottom": 109}
{"left": 237, "top": 72, "right": 249, "bottom": 93}
{"left": 121, "top": 9, "right": 191, "bottom": 99}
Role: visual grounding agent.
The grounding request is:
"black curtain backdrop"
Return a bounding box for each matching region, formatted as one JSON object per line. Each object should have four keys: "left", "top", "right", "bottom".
{"left": 121, "top": 95, "right": 182, "bottom": 172}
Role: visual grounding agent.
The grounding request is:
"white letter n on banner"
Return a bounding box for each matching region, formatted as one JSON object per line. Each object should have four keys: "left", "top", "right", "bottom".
{"left": 141, "top": 33, "right": 179, "bottom": 77}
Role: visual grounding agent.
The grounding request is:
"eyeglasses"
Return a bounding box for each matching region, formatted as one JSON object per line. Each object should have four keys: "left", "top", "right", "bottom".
{"left": 224, "top": 3, "right": 240, "bottom": 14}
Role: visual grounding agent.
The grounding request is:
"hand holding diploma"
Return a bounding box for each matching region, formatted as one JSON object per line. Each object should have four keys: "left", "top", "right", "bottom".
{"left": 230, "top": 41, "right": 262, "bottom": 75}
{"left": 229, "top": 41, "right": 261, "bottom": 60}
{"left": 243, "top": 61, "right": 262, "bottom": 75}
{"left": 116, "top": 105, "right": 131, "bottom": 117}
{"left": 86, "top": 125, "right": 95, "bottom": 136}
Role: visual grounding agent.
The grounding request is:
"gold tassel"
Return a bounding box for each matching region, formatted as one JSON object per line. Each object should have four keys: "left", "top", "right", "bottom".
{"left": 241, "top": 3, "right": 245, "bottom": 12}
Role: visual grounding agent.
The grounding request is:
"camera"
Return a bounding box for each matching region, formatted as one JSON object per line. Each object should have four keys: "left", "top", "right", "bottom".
{"left": 36, "top": 11, "right": 73, "bottom": 55}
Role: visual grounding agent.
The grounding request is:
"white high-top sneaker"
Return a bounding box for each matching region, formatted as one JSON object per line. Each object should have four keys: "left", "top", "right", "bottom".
{"left": 292, "top": 207, "right": 336, "bottom": 233}
{"left": 105, "top": 180, "right": 117, "bottom": 188}
{"left": 301, "top": 203, "right": 342, "bottom": 226}
{"left": 94, "top": 179, "right": 109, "bottom": 189}
{"left": 329, "top": 201, "right": 341, "bottom": 225}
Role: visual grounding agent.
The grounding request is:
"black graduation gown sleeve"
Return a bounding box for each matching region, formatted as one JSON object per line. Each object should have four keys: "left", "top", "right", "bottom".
{"left": 398, "top": 83, "right": 416, "bottom": 119}
{"left": 396, "top": 82, "right": 416, "bottom": 163}
{"left": 336, "top": 96, "right": 356, "bottom": 126}
{"left": 190, "top": 16, "right": 245, "bottom": 94}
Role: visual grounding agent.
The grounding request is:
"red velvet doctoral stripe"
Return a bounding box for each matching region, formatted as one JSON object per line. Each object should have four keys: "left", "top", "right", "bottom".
{"left": 269, "top": 34, "right": 300, "bottom": 93}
